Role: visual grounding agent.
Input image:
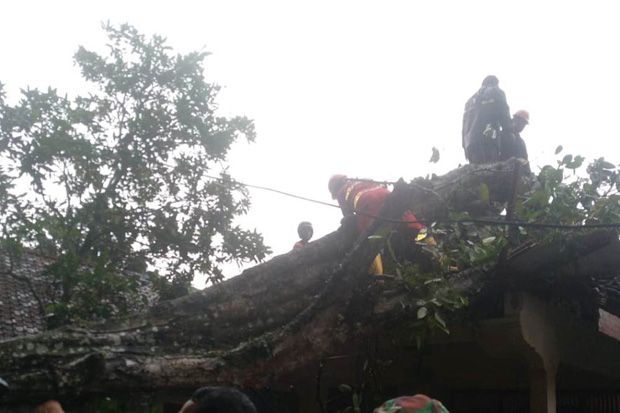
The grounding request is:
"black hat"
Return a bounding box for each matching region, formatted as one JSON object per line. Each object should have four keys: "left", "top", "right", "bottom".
{"left": 482, "top": 75, "right": 499, "bottom": 86}
{"left": 297, "top": 221, "right": 313, "bottom": 240}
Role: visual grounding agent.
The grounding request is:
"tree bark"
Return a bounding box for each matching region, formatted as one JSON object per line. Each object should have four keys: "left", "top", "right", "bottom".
{"left": 0, "top": 159, "right": 533, "bottom": 401}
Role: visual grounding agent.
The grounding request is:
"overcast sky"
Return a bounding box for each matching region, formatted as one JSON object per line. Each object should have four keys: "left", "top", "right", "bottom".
{"left": 2, "top": 1, "right": 619, "bottom": 285}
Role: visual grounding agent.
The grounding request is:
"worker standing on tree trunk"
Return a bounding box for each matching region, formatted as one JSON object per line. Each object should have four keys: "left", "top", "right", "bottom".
{"left": 328, "top": 175, "right": 430, "bottom": 276}
{"left": 462, "top": 75, "right": 513, "bottom": 164}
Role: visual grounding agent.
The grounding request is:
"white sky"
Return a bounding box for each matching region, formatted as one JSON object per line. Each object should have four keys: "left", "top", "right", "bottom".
{"left": 1, "top": 0, "right": 619, "bottom": 285}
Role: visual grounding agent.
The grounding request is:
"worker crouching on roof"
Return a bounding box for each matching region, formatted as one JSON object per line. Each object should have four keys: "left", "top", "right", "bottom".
{"left": 328, "top": 175, "right": 433, "bottom": 276}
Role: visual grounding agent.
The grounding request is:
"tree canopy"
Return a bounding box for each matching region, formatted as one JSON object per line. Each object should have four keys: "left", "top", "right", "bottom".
{"left": 0, "top": 24, "right": 270, "bottom": 325}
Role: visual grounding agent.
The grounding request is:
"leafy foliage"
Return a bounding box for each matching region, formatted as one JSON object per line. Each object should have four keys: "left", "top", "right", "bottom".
{"left": 380, "top": 151, "right": 620, "bottom": 342}
{"left": 383, "top": 226, "right": 480, "bottom": 335}
{"left": 515, "top": 151, "right": 620, "bottom": 242}
{"left": 0, "top": 24, "right": 270, "bottom": 325}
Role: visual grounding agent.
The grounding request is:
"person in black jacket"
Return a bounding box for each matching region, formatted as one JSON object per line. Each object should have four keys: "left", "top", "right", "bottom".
{"left": 462, "top": 75, "right": 513, "bottom": 164}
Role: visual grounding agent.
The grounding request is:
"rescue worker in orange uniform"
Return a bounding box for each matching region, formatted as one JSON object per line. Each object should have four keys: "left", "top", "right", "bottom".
{"left": 328, "top": 175, "right": 431, "bottom": 275}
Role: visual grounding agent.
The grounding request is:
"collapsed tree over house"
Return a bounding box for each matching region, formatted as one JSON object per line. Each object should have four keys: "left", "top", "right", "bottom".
{"left": 2, "top": 158, "right": 620, "bottom": 403}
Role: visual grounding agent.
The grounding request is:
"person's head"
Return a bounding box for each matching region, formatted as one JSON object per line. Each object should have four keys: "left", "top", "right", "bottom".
{"left": 178, "top": 387, "right": 257, "bottom": 413}
{"left": 481, "top": 75, "right": 499, "bottom": 87}
{"left": 34, "top": 400, "right": 64, "bottom": 413}
{"left": 512, "top": 110, "right": 529, "bottom": 133}
{"left": 374, "top": 394, "right": 449, "bottom": 413}
{"left": 297, "top": 221, "right": 313, "bottom": 242}
{"left": 328, "top": 174, "right": 348, "bottom": 199}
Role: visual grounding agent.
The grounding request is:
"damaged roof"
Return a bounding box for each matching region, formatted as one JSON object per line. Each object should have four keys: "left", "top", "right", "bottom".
{"left": 0, "top": 252, "right": 55, "bottom": 339}
{"left": 0, "top": 250, "right": 160, "bottom": 340}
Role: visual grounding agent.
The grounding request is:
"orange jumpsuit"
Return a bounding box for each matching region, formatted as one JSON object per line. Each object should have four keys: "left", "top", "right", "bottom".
{"left": 335, "top": 181, "right": 426, "bottom": 275}
{"left": 335, "top": 181, "right": 424, "bottom": 234}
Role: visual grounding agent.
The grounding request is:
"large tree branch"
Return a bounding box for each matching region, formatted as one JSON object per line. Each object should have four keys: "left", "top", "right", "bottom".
{"left": 0, "top": 159, "right": 542, "bottom": 401}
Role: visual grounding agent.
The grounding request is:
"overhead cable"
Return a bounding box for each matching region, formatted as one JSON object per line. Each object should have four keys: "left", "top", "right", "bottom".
{"left": 204, "top": 175, "right": 620, "bottom": 231}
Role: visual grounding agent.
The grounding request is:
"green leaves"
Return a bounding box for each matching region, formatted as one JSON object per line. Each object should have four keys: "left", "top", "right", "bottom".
{"left": 558, "top": 153, "right": 585, "bottom": 170}
{"left": 0, "top": 24, "right": 270, "bottom": 326}
{"left": 383, "top": 148, "right": 620, "bottom": 357}
{"left": 562, "top": 154, "right": 573, "bottom": 165}
{"left": 514, "top": 153, "right": 620, "bottom": 245}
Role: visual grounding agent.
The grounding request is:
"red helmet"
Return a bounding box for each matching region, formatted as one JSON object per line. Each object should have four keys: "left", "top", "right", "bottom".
{"left": 513, "top": 110, "right": 530, "bottom": 123}
{"left": 328, "top": 174, "right": 348, "bottom": 198}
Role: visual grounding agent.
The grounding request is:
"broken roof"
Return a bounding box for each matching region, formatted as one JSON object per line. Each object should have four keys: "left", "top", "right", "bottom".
{"left": 0, "top": 252, "right": 55, "bottom": 340}
{"left": 0, "top": 250, "right": 160, "bottom": 340}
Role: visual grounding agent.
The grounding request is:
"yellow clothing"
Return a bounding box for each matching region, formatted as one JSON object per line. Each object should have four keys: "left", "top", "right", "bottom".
{"left": 369, "top": 254, "right": 384, "bottom": 276}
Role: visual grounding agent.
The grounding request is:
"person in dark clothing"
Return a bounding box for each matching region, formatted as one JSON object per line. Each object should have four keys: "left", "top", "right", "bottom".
{"left": 511, "top": 109, "right": 529, "bottom": 160}
{"left": 177, "top": 386, "right": 257, "bottom": 413}
{"left": 292, "top": 221, "right": 313, "bottom": 250}
{"left": 499, "top": 110, "right": 530, "bottom": 172}
{"left": 462, "top": 75, "right": 513, "bottom": 164}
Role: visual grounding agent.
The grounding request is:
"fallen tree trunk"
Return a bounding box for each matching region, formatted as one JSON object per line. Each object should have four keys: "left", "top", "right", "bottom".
{"left": 0, "top": 159, "right": 529, "bottom": 400}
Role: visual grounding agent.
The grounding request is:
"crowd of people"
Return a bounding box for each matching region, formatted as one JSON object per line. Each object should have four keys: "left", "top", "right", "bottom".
{"left": 15, "top": 388, "right": 450, "bottom": 413}
{"left": 178, "top": 390, "right": 451, "bottom": 413}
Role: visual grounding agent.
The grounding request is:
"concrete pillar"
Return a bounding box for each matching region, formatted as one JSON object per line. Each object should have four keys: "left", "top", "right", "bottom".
{"left": 517, "top": 293, "right": 559, "bottom": 413}
{"left": 529, "top": 362, "right": 557, "bottom": 413}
